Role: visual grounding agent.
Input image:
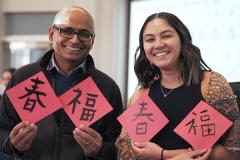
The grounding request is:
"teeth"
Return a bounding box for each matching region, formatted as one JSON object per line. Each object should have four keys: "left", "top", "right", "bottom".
{"left": 154, "top": 52, "right": 167, "bottom": 57}
{"left": 66, "top": 46, "right": 80, "bottom": 51}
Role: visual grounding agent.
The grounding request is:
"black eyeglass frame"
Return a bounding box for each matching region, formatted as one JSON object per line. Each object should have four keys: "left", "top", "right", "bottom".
{"left": 52, "top": 26, "right": 95, "bottom": 42}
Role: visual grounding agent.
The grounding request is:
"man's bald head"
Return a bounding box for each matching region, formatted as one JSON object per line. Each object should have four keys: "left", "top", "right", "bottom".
{"left": 52, "top": 6, "right": 94, "bottom": 32}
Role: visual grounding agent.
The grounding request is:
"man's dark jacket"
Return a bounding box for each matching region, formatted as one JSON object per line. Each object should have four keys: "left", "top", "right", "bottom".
{"left": 0, "top": 49, "right": 123, "bottom": 160}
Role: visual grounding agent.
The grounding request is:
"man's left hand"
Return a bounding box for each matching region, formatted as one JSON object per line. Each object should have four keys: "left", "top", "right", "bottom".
{"left": 73, "top": 125, "right": 102, "bottom": 157}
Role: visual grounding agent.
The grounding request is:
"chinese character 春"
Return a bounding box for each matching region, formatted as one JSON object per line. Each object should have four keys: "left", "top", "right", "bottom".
{"left": 18, "top": 77, "right": 47, "bottom": 112}
{"left": 132, "top": 101, "right": 154, "bottom": 122}
{"left": 136, "top": 122, "right": 148, "bottom": 135}
{"left": 132, "top": 101, "right": 154, "bottom": 135}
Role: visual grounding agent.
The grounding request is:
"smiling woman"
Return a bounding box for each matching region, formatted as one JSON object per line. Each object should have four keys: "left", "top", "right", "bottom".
{"left": 116, "top": 11, "right": 240, "bottom": 160}
{"left": 127, "top": 0, "right": 240, "bottom": 99}
{"left": 142, "top": 18, "right": 181, "bottom": 73}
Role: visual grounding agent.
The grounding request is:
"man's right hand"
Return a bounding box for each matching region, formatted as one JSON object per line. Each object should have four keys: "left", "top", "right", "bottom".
{"left": 10, "top": 121, "right": 37, "bottom": 151}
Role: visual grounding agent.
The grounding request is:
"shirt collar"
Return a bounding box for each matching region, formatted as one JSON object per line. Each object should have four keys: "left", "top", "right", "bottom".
{"left": 47, "top": 53, "right": 86, "bottom": 77}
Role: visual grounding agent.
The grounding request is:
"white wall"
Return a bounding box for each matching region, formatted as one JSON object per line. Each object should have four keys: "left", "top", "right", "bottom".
{"left": 0, "top": 0, "right": 128, "bottom": 103}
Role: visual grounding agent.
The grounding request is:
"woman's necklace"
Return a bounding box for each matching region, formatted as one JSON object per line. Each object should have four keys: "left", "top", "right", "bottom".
{"left": 160, "top": 85, "right": 175, "bottom": 98}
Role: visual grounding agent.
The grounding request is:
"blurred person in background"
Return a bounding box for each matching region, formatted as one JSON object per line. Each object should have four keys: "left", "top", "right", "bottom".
{"left": 0, "top": 68, "right": 16, "bottom": 101}
{"left": 1, "top": 68, "right": 17, "bottom": 88}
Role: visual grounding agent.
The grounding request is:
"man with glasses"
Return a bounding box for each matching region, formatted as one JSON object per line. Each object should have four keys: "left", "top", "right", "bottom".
{"left": 0, "top": 6, "right": 123, "bottom": 160}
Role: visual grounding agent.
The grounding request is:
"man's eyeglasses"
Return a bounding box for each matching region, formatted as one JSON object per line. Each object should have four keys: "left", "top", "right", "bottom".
{"left": 53, "top": 26, "right": 94, "bottom": 42}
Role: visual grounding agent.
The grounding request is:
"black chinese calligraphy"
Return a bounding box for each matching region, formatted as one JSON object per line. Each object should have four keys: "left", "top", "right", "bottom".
{"left": 18, "top": 77, "right": 47, "bottom": 112}
{"left": 80, "top": 93, "right": 98, "bottom": 121}
{"left": 132, "top": 101, "right": 154, "bottom": 135}
{"left": 68, "top": 88, "right": 82, "bottom": 114}
{"left": 185, "top": 109, "right": 215, "bottom": 137}
{"left": 80, "top": 108, "right": 96, "bottom": 121}
{"left": 67, "top": 88, "right": 99, "bottom": 122}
